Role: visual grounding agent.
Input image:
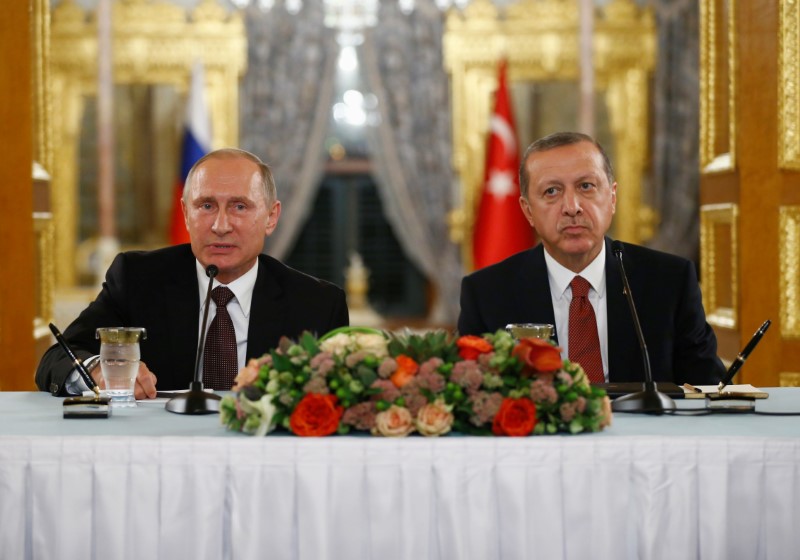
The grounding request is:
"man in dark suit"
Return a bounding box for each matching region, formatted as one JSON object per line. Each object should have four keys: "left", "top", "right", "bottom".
{"left": 458, "top": 132, "right": 724, "bottom": 385}
{"left": 37, "top": 148, "right": 348, "bottom": 397}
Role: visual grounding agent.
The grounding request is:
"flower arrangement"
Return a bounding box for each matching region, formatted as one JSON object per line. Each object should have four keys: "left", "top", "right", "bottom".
{"left": 220, "top": 327, "right": 612, "bottom": 438}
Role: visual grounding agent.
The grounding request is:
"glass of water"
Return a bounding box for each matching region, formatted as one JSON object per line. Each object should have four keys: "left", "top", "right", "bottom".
{"left": 505, "top": 323, "right": 554, "bottom": 341}
{"left": 96, "top": 327, "right": 147, "bottom": 407}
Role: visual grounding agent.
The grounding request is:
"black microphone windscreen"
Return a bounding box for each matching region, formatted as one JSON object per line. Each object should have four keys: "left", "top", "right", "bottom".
{"left": 612, "top": 240, "right": 624, "bottom": 257}
{"left": 206, "top": 264, "right": 219, "bottom": 278}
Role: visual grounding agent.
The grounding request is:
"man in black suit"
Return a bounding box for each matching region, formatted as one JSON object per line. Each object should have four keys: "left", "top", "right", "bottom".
{"left": 458, "top": 132, "right": 724, "bottom": 385}
{"left": 37, "top": 148, "right": 349, "bottom": 397}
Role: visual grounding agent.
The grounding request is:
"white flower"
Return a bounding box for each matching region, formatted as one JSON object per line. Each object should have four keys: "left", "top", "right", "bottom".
{"left": 353, "top": 333, "right": 389, "bottom": 358}
{"left": 319, "top": 333, "right": 352, "bottom": 357}
{"left": 240, "top": 394, "right": 277, "bottom": 437}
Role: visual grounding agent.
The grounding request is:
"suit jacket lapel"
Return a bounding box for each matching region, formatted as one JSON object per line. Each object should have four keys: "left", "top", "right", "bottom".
{"left": 164, "top": 250, "right": 202, "bottom": 372}
{"left": 519, "top": 245, "right": 558, "bottom": 343}
{"left": 605, "top": 237, "right": 635, "bottom": 381}
{"left": 247, "top": 256, "right": 287, "bottom": 360}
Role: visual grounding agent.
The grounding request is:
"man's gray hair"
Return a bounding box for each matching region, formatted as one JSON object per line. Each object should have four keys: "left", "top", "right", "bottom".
{"left": 518, "top": 132, "right": 615, "bottom": 197}
{"left": 183, "top": 147, "right": 277, "bottom": 204}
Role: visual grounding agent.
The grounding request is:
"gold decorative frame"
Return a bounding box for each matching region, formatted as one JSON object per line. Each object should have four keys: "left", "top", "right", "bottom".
{"left": 50, "top": 0, "right": 246, "bottom": 287}
{"left": 443, "top": 0, "right": 656, "bottom": 268}
{"left": 779, "top": 0, "right": 800, "bottom": 169}
{"left": 700, "top": 203, "right": 739, "bottom": 328}
{"left": 699, "top": 0, "right": 736, "bottom": 172}
{"left": 779, "top": 206, "right": 800, "bottom": 337}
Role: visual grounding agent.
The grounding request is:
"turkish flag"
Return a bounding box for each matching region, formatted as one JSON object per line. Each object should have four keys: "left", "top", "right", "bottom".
{"left": 472, "top": 60, "right": 535, "bottom": 270}
{"left": 169, "top": 61, "right": 212, "bottom": 245}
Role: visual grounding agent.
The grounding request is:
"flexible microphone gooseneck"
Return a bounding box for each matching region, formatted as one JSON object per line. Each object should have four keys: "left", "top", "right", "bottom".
{"left": 610, "top": 241, "right": 676, "bottom": 414}
{"left": 166, "top": 264, "right": 223, "bottom": 415}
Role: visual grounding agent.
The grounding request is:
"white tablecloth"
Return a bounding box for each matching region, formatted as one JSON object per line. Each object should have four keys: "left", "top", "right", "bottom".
{"left": 2, "top": 391, "right": 800, "bottom": 560}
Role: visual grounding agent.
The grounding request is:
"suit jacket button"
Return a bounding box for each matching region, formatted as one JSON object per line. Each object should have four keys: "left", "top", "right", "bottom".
{"left": 49, "top": 383, "right": 60, "bottom": 396}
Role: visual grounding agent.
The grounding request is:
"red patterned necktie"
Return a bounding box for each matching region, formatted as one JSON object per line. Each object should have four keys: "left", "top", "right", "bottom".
{"left": 568, "top": 276, "right": 604, "bottom": 383}
{"left": 203, "top": 286, "right": 238, "bottom": 390}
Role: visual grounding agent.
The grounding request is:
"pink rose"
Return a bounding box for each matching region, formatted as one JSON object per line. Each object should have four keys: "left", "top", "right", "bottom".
{"left": 371, "top": 405, "right": 415, "bottom": 437}
{"left": 232, "top": 355, "right": 271, "bottom": 391}
{"left": 415, "top": 399, "right": 454, "bottom": 437}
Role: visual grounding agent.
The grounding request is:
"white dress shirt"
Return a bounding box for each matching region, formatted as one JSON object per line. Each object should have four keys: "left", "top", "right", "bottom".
{"left": 544, "top": 244, "right": 609, "bottom": 381}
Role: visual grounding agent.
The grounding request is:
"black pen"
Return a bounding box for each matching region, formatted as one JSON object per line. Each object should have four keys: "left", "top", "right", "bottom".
{"left": 48, "top": 323, "right": 101, "bottom": 397}
{"left": 718, "top": 319, "right": 771, "bottom": 392}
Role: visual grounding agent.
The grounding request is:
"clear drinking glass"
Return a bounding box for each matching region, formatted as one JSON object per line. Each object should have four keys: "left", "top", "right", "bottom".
{"left": 96, "top": 327, "right": 147, "bottom": 407}
{"left": 505, "top": 323, "right": 554, "bottom": 341}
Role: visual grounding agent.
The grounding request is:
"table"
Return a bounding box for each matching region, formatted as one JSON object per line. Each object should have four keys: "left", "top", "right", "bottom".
{"left": 2, "top": 390, "right": 800, "bottom": 560}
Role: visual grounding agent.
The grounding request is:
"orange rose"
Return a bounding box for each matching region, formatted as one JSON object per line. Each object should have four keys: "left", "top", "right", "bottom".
{"left": 492, "top": 397, "right": 537, "bottom": 436}
{"left": 456, "top": 335, "right": 493, "bottom": 360}
{"left": 390, "top": 355, "right": 419, "bottom": 388}
{"left": 289, "top": 394, "right": 343, "bottom": 437}
{"left": 513, "top": 337, "right": 563, "bottom": 373}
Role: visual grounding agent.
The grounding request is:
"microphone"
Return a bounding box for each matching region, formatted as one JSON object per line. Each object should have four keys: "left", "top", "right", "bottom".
{"left": 166, "top": 264, "right": 223, "bottom": 415}
{"left": 609, "top": 241, "right": 676, "bottom": 414}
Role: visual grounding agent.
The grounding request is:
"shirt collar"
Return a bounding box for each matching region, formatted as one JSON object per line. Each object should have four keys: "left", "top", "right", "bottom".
{"left": 195, "top": 260, "right": 258, "bottom": 318}
{"left": 544, "top": 242, "right": 607, "bottom": 299}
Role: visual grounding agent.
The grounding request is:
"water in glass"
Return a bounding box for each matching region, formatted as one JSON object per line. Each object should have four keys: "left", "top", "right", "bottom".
{"left": 96, "top": 327, "right": 146, "bottom": 407}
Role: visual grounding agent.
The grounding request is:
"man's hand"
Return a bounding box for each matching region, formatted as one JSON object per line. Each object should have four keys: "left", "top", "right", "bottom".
{"left": 133, "top": 362, "right": 158, "bottom": 399}
{"left": 90, "top": 360, "right": 158, "bottom": 399}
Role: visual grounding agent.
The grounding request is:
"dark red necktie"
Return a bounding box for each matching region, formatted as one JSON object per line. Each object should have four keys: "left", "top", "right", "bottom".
{"left": 568, "top": 276, "right": 604, "bottom": 383}
{"left": 203, "top": 286, "right": 238, "bottom": 390}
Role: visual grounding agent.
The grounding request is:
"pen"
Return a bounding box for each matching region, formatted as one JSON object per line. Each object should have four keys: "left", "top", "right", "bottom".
{"left": 48, "top": 323, "right": 101, "bottom": 397}
{"left": 683, "top": 383, "right": 703, "bottom": 394}
{"left": 718, "top": 319, "right": 771, "bottom": 392}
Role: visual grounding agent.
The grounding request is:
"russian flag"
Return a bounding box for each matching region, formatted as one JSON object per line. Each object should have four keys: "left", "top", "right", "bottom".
{"left": 169, "top": 61, "right": 212, "bottom": 245}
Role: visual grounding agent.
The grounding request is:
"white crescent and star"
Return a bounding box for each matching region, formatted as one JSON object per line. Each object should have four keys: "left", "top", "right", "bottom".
{"left": 486, "top": 115, "right": 517, "bottom": 200}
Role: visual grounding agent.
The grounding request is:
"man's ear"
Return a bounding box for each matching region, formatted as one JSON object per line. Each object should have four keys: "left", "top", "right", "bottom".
{"left": 265, "top": 200, "right": 282, "bottom": 236}
{"left": 519, "top": 196, "right": 535, "bottom": 228}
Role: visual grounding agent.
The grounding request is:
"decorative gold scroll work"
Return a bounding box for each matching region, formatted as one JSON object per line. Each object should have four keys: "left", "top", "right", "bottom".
{"left": 779, "top": 206, "right": 800, "bottom": 337}
{"left": 50, "top": 0, "right": 246, "bottom": 287}
{"left": 443, "top": 0, "right": 657, "bottom": 269}
{"left": 779, "top": 0, "right": 800, "bottom": 169}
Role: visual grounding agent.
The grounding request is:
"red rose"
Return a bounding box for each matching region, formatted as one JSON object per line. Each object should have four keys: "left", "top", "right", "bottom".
{"left": 456, "top": 335, "right": 494, "bottom": 360}
{"left": 390, "top": 355, "right": 419, "bottom": 388}
{"left": 512, "top": 337, "right": 563, "bottom": 373}
{"left": 289, "top": 394, "right": 343, "bottom": 437}
{"left": 492, "top": 397, "right": 537, "bottom": 436}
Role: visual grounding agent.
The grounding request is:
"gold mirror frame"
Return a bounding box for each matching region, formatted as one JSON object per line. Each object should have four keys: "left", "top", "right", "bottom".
{"left": 700, "top": 202, "right": 739, "bottom": 328}
{"left": 699, "top": 0, "right": 736, "bottom": 172}
{"left": 50, "top": 0, "right": 246, "bottom": 287}
{"left": 779, "top": 0, "right": 800, "bottom": 170}
{"left": 444, "top": 0, "right": 656, "bottom": 269}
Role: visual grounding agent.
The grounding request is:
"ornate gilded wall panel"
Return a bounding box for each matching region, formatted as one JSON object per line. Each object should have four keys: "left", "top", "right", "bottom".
{"left": 779, "top": 0, "right": 800, "bottom": 169}
{"left": 444, "top": 0, "right": 656, "bottom": 268}
{"left": 699, "top": 0, "right": 736, "bottom": 172}
{"left": 50, "top": 0, "right": 246, "bottom": 287}
{"left": 700, "top": 203, "right": 739, "bottom": 328}
{"left": 779, "top": 206, "right": 800, "bottom": 337}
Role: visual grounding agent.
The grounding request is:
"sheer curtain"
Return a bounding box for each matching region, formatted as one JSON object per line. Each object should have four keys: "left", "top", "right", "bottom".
{"left": 361, "top": 0, "right": 464, "bottom": 325}
{"left": 239, "top": 3, "right": 339, "bottom": 260}
{"left": 648, "top": 0, "right": 701, "bottom": 262}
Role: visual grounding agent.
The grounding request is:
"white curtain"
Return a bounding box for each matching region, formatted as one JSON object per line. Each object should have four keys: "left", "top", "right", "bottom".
{"left": 239, "top": 2, "right": 339, "bottom": 260}
{"left": 361, "top": 0, "right": 464, "bottom": 324}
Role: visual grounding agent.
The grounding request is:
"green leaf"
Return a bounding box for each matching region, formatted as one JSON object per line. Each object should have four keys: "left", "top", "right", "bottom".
{"left": 299, "top": 331, "right": 320, "bottom": 354}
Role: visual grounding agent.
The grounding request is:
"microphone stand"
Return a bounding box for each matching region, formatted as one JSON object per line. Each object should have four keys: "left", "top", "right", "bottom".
{"left": 610, "top": 242, "right": 676, "bottom": 414}
{"left": 166, "top": 264, "right": 223, "bottom": 415}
